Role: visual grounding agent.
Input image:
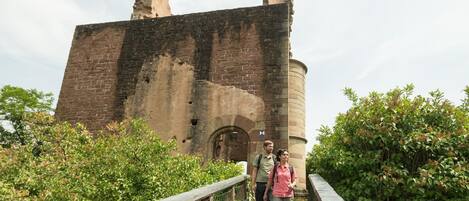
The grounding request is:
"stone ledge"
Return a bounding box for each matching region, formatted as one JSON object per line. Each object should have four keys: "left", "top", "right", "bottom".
{"left": 308, "top": 174, "right": 344, "bottom": 201}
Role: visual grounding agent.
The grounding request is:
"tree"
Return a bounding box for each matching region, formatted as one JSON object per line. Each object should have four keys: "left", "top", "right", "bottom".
{"left": 307, "top": 85, "right": 469, "bottom": 201}
{"left": 461, "top": 86, "right": 469, "bottom": 112}
{"left": 0, "top": 118, "right": 242, "bottom": 200}
{"left": 0, "top": 85, "right": 53, "bottom": 147}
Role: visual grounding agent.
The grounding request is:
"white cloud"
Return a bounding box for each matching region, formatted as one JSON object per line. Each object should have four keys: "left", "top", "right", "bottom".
{"left": 0, "top": 1, "right": 86, "bottom": 64}
{"left": 292, "top": 0, "right": 469, "bottom": 151}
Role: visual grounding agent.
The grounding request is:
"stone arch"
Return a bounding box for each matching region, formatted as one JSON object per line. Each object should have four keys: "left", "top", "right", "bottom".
{"left": 208, "top": 126, "right": 250, "bottom": 162}
{"left": 208, "top": 114, "right": 259, "bottom": 141}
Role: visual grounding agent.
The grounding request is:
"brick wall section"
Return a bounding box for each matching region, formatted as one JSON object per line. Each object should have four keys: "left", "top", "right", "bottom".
{"left": 206, "top": 4, "right": 290, "bottom": 145}
{"left": 56, "top": 4, "right": 290, "bottom": 146}
{"left": 56, "top": 25, "right": 127, "bottom": 130}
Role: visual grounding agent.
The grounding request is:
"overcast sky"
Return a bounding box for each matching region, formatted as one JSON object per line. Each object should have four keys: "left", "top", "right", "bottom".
{"left": 1, "top": 0, "right": 468, "bottom": 152}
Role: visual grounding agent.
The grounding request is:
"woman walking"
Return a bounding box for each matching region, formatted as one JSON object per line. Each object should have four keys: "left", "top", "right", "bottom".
{"left": 263, "top": 149, "right": 297, "bottom": 201}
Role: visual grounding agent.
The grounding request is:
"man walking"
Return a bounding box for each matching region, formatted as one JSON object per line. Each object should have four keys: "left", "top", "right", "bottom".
{"left": 251, "top": 140, "right": 275, "bottom": 201}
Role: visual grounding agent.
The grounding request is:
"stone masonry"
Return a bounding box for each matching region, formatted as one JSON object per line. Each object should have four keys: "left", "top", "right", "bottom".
{"left": 131, "top": 0, "right": 171, "bottom": 19}
{"left": 56, "top": 0, "right": 307, "bottom": 190}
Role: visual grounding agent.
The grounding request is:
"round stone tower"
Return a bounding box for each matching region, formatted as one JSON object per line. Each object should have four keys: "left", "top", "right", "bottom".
{"left": 288, "top": 59, "right": 308, "bottom": 190}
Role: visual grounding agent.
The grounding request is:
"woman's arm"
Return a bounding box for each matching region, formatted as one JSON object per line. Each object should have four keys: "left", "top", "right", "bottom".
{"left": 288, "top": 166, "right": 298, "bottom": 189}
{"left": 263, "top": 178, "right": 272, "bottom": 200}
{"left": 289, "top": 177, "right": 298, "bottom": 189}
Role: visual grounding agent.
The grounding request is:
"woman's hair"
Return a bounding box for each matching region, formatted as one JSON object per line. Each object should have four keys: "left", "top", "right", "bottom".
{"left": 276, "top": 149, "right": 288, "bottom": 161}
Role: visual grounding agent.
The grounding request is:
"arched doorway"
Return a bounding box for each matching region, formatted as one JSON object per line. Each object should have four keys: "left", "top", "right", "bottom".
{"left": 210, "top": 126, "right": 250, "bottom": 162}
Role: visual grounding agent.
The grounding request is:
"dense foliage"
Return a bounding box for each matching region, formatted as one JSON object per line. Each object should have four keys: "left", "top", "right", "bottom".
{"left": 0, "top": 116, "right": 242, "bottom": 200}
{"left": 307, "top": 85, "right": 469, "bottom": 201}
{"left": 0, "top": 85, "right": 53, "bottom": 147}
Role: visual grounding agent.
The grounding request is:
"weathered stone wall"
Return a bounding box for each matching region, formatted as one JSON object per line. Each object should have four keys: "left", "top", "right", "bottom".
{"left": 55, "top": 26, "right": 127, "bottom": 130}
{"left": 190, "top": 80, "right": 265, "bottom": 156}
{"left": 56, "top": 2, "right": 307, "bottom": 190}
{"left": 124, "top": 54, "right": 195, "bottom": 153}
{"left": 57, "top": 4, "right": 290, "bottom": 153}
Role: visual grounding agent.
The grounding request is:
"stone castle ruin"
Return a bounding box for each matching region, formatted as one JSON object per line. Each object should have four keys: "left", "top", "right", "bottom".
{"left": 56, "top": 0, "right": 308, "bottom": 190}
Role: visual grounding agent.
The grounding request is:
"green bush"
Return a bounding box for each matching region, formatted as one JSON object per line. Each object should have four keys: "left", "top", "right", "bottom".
{"left": 307, "top": 85, "right": 469, "bottom": 201}
{"left": 0, "top": 117, "right": 242, "bottom": 200}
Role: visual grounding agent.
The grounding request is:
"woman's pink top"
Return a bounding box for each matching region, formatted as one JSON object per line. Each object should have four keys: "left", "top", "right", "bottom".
{"left": 268, "top": 163, "right": 296, "bottom": 197}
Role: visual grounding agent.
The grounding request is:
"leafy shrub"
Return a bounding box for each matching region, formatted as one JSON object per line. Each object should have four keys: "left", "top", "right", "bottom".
{"left": 307, "top": 85, "right": 469, "bottom": 201}
{"left": 0, "top": 116, "right": 242, "bottom": 200}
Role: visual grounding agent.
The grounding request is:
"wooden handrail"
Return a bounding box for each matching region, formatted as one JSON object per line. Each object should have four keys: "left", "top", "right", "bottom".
{"left": 160, "top": 175, "right": 249, "bottom": 201}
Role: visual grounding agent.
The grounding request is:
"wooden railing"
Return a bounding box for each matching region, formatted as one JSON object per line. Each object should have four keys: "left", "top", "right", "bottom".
{"left": 307, "top": 174, "right": 344, "bottom": 201}
{"left": 160, "top": 175, "right": 249, "bottom": 201}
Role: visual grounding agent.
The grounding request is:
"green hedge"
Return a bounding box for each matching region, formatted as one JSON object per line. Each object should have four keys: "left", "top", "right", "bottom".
{"left": 0, "top": 117, "right": 242, "bottom": 200}
{"left": 307, "top": 85, "right": 469, "bottom": 201}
